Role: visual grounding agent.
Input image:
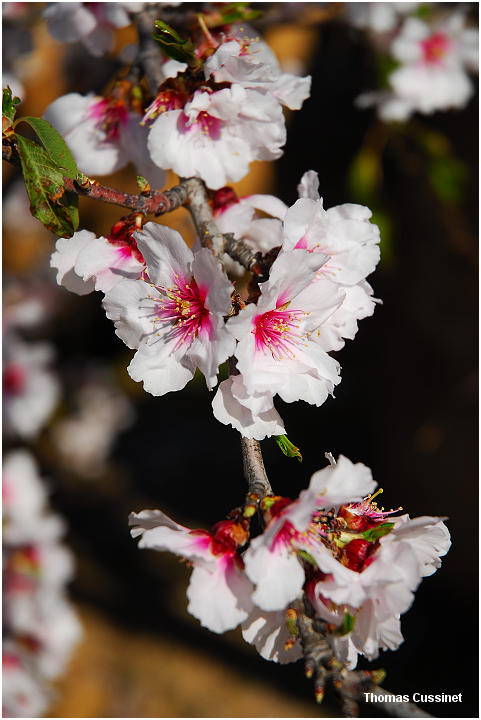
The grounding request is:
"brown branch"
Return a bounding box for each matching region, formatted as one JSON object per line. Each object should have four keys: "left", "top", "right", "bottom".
{"left": 133, "top": 5, "right": 167, "bottom": 95}
{"left": 181, "top": 177, "right": 226, "bottom": 256}
{"left": 292, "top": 598, "right": 433, "bottom": 718}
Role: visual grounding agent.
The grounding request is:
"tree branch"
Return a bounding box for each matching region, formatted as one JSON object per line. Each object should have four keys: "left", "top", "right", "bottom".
{"left": 133, "top": 5, "right": 167, "bottom": 95}
{"left": 292, "top": 598, "right": 433, "bottom": 718}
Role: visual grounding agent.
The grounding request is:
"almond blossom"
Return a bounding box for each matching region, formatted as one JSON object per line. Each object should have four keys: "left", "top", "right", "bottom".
{"left": 283, "top": 170, "right": 381, "bottom": 352}
{"left": 203, "top": 25, "right": 311, "bottom": 110}
{"left": 241, "top": 455, "right": 450, "bottom": 668}
{"left": 103, "top": 222, "right": 235, "bottom": 395}
{"left": 213, "top": 187, "right": 286, "bottom": 276}
{"left": 3, "top": 451, "right": 81, "bottom": 714}
{"left": 129, "top": 509, "right": 254, "bottom": 633}
{"left": 3, "top": 334, "right": 60, "bottom": 440}
{"left": 51, "top": 217, "right": 146, "bottom": 296}
{"left": 147, "top": 85, "right": 286, "bottom": 190}
{"left": 359, "top": 12, "right": 479, "bottom": 121}
{"left": 43, "top": 2, "right": 143, "bottom": 57}
{"left": 44, "top": 90, "right": 165, "bottom": 184}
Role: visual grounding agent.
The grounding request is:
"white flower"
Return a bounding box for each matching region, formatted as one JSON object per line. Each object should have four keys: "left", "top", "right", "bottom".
{"left": 51, "top": 224, "right": 146, "bottom": 296}
{"left": 103, "top": 222, "right": 235, "bottom": 395}
{"left": 241, "top": 606, "right": 303, "bottom": 664}
{"left": 241, "top": 455, "right": 449, "bottom": 669}
{"left": 43, "top": 2, "right": 137, "bottom": 56}
{"left": 3, "top": 334, "right": 60, "bottom": 440}
{"left": 204, "top": 25, "right": 311, "bottom": 110}
{"left": 282, "top": 171, "right": 381, "bottom": 351}
{"left": 214, "top": 188, "right": 287, "bottom": 276}
{"left": 51, "top": 376, "right": 134, "bottom": 478}
{"left": 44, "top": 92, "right": 165, "bottom": 184}
{"left": 2, "top": 643, "right": 50, "bottom": 719}
{"left": 243, "top": 456, "right": 376, "bottom": 612}
{"left": 345, "top": 3, "right": 419, "bottom": 34}
{"left": 212, "top": 374, "right": 285, "bottom": 440}
{"left": 129, "top": 509, "right": 254, "bottom": 633}
{"left": 147, "top": 85, "right": 286, "bottom": 189}
{"left": 226, "top": 249, "right": 343, "bottom": 408}
{"left": 363, "top": 13, "right": 479, "bottom": 120}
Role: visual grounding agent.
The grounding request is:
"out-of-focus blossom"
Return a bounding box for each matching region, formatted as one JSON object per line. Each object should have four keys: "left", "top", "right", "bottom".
{"left": 129, "top": 509, "right": 254, "bottom": 633}
{"left": 3, "top": 334, "right": 60, "bottom": 440}
{"left": 51, "top": 374, "right": 135, "bottom": 478}
{"left": 43, "top": 2, "right": 142, "bottom": 56}
{"left": 358, "top": 12, "right": 479, "bottom": 120}
{"left": 44, "top": 92, "right": 165, "bottom": 184}
{"left": 103, "top": 222, "right": 235, "bottom": 395}
{"left": 3, "top": 452, "right": 81, "bottom": 716}
{"left": 345, "top": 3, "right": 419, "bottom": 33}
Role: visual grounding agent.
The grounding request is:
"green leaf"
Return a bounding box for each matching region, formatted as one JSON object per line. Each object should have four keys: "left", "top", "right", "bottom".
{"left": 361, "top": 522, "right": 394, "bottom": 543}
{"left": 274, "top": 435, "right": 303, "bottom": 462}
{"left": 377, "top": 54, "right": 401, "bottom": 89}
{"left": 153, "top": 20, "right": 201, "bottom": 69}
{"left": 3, "top": 86, "right": 21, "bottom": 123}
{"left": 337, "top": 612, "right": 356, "bottom": 636}
{"left": 15, "top": 116, "right": 78, "bottom": 179}
{"left": 15, "top": 134, "right": 79, "bottom": 236}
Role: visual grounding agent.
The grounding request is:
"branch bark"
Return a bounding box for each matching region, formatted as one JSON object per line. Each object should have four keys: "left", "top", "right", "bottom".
{"left": 133, "top": 5, "right": 167, "bottom": 95}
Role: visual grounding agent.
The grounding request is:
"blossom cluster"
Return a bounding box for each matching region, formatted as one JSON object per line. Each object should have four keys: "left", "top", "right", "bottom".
{"left": 51, "top": 170, "right": 380, "bottom": 439}
{"left": 3, "top": 452, "right": 81, "bottom": 718}
{"left": 354, "top": 6, "right": 478, "bottom": 120}
{"left": 43, "top": 19, "right": 310, "bottom": 189}
{"left": 130, "top": 455, "right": 450, "bottom": 668}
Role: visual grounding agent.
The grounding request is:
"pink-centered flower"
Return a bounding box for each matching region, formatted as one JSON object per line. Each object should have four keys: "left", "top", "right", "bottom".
{"left": 147, "top": 85, "right": 286, "bottom": 189}
{"left": 225, "top": 249, "right": 343, "bottom": 406}
{"left": 103, "top": 222, "right": 235, "bottom": 395}
{"left": 129, "top": 509, "right": 254, "bottom": 633}
{"left": 44, "top": 92, "right": 165, "bottom": 184}
{"left": 241, "top": 455, "right": 450, "bottom": 668}
{"left": 358, "top": 13, "right": 478, "bottom": 120}
{"left": 51, "top": 220, "right": 146, "bottom": 296}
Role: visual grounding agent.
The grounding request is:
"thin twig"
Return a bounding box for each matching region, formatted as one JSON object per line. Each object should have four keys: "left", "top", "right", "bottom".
{"left": 181, "top": 177, "right": 226, "bottom": 255}
{"left": 133, "top": 5, "right": 167, "bottom": 94}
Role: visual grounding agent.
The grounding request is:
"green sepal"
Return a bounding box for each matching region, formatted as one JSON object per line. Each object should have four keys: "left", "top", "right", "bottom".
{"left": 297, "top": 550, "right": 318, "bottom": 568}
{"left": 337, "top": 612, "right": 356, "bottom": 636}
{"left": 136, "top": 175, "right": 150, "bottom": 193}
{"left": 274, "top": 435, "right": 302, "bottom": 462}
{"left": 153, "top": 20, "right": 201, "bottom": 69}
{"left": 14, "top": 116, "right": 79, "bottom": 179}
{"left": 15, "top": 134, "right": 79, "bottom": 236}
{"left": 361, "top": 522, "right": 394, "bottom": 543}
{"left": 3, "top": 86, "right": 21, "bottom": 123}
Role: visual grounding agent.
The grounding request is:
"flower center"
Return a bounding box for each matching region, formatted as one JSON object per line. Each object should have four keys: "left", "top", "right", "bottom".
{"left": 3, "top": 364, "right": 26, "bottom": 395}
{"left": 178, "top": 110, "right": 222, "bottom": 140}
{"left": 143, "top": 88, "right": 186, "bottom": 123}
{"left": 253, "top": 305, "right": 308, "bottom": 360}
{"left": 107, "top": 215, "right": 145, "bottom": 263}
{"left": 88, "top": 97, "right": 129, "bottom": 141}
{"left": 153, "top": 274, "right": 212, "bottom": 348}
{"left": 421, "top": 32, "right": 451, "bottom": 64}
